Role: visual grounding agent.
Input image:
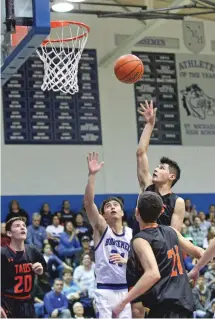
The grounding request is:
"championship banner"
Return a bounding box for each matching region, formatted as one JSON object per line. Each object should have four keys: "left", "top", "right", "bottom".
{"left": 176, "top": 54, "right": 215, "bottom": 146}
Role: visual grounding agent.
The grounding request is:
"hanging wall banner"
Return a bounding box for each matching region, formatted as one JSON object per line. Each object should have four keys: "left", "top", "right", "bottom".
{"left": 176, "top": 54, "right": 215, "bottom": 146}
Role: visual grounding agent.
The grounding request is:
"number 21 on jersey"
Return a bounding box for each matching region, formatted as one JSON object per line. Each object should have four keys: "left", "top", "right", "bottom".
{"left": 167, "top": 245, "right": 183, "bottom": 277}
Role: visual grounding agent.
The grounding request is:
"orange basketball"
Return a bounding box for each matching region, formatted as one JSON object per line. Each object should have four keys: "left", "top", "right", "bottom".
{"left": 114, "top": 54, "right": 144, "bottom": 84}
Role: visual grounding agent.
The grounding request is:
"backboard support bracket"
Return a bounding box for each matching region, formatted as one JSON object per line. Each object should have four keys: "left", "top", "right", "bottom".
{"left": 1, "top": 0, "right": 50, "bottom": 86}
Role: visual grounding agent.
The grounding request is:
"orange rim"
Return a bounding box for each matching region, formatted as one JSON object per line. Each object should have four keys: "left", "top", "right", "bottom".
{"left": 41, "top": 20, "right": 90, "bottom": 45}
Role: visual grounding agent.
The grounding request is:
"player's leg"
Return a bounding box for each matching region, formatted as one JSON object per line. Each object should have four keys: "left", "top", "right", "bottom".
{"left": 131, "top": 302, "right": 145, "bottom": 318}
{"left": 117, "top": 290, "right": 132, "bottom": 319}
{"left": 94, "top": 289, "right": 112, "bottom": 318}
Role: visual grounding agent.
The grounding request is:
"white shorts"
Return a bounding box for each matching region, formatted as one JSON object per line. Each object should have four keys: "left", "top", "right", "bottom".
{"left": 94, "top": 288, "right": 132, "bottom": 318}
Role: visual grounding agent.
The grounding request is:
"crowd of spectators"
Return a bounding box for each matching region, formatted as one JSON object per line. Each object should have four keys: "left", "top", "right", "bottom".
{"left": 1, "top": 198, "right": 215, "bottom": 318}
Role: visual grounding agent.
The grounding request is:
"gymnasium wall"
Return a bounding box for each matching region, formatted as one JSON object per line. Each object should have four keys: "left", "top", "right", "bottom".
{"left": 1, "top": 13, "right": 215, "bottom": 220}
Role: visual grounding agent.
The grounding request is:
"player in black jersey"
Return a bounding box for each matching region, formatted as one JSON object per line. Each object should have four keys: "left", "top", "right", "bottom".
{"left": 134, "top": 100, "right": 185, "bottom": 235}
{"left": 132, "top": 101, "right": 185, "bottom": 317}
{"left": 112, "top": 192, "right": 203, "bottom": 318}
{"left": 0, "top": 217, "right": 46, "bottom": 318}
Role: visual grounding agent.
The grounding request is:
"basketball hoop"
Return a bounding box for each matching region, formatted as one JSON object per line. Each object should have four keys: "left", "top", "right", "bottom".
{"left": 36, "top": 20, "right": 90, "bottom": 95}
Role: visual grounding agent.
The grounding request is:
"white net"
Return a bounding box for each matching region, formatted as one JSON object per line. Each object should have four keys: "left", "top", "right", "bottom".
{"left": 36, "top": 21, "right": 89, "bottom": 95}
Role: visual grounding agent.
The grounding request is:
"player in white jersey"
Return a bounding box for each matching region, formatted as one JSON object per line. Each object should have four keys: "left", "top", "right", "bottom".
{"left": 84, "top": 151, "right": 132, "bottom": 319}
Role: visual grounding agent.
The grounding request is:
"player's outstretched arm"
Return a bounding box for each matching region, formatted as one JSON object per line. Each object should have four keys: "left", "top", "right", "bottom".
{"left": 188, "top": 237, "right": 215, "bottom": 282}
{"left": 112, "top": 238, "right": 160, "bottom": 317}
{"left": 171, "top": 197, "right": 185, "bottom": 232}
{"left": 172, "top": 227, "right": 204, "bottom": 258}
{"left": 84, "top": 152, "right": 107, "bottom": 232}
{"left": 136, "top": 100, "right": 156, "bottom": 190}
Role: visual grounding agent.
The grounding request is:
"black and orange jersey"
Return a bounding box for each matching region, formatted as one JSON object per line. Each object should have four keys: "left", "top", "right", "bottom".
{"left": 127, "top": 225, "right": 194, "bottom": 312}
{"left": 1, "top": 244, "right": 46, "bottom": 299}
{"left": 132, "top": 184, "right": 178, "bottom": 235}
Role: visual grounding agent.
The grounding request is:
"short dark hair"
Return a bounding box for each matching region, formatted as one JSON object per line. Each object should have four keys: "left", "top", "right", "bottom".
{"left": 100, "top": 197, "right": 123, "bottom": 214}
{"left": 160, "top": 157, "right": 181, "bottom": 187}
{"left": 137, "top": 191, "right": 163, "bottom": 223}
{"left": 62, "top": 268, "right": 73, "bottom": 276}
{"left": 5, "top": 217, "right": 26, "bottom": 232}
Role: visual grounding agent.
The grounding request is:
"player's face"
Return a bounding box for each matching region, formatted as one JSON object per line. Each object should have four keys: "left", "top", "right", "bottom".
{"left": 152, "top": 163, "right": 175, "bottom": 185}
{"left": 103, "top": 200, "right": 124, "bottom": 222}
{"left": 7, "top": 220, "right": 27, "bottom": 240}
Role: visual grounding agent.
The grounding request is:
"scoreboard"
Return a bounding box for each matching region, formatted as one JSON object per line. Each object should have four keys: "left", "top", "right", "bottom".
{"left": 3, "top": 49, "right": 102, "bottom": 145}
{"left": 133, "top": 52, "right": 182, "bottom": 145}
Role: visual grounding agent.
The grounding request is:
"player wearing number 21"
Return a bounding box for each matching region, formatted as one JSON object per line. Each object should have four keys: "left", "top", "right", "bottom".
{"left": 112, "top": 192, "right": 204, "bottom": 319}
{"left": 84, "top": 152, "right": 132, "bottom": 319}
{"left": 1, "top": 217, "right": 46, "bottom": 318}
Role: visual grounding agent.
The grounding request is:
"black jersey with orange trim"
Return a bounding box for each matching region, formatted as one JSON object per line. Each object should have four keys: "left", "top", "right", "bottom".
{"left": 132, "top": 184, "right": 178, "bottom": 236}
{"left": 126, "top": 225, "right": 194, "bottom": 312}
{"left": 1, "top": 244, "right": 46, "bottom": 299}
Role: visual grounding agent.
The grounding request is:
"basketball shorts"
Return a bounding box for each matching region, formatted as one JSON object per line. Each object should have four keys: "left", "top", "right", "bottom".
{"left": 94, "top": 288, "right": 132, "bottom": 319}
{"left": 1, "top": 296, "right": 36, "bottom": 318}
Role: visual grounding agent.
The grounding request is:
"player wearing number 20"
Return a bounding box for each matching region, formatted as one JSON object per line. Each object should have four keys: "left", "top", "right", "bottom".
{"left": 1, "top": 217, "right": 46, "bottom": 318}
{"left": 84, "top": 152, "right": 132, "bottom": 319}
{"left": 112, "top": 192, "right": 204, "bottom": 318}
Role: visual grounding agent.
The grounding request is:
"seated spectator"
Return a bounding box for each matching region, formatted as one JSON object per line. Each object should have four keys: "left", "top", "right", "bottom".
{"left": 181, "top": 223, "right": 190, "bottom": 238}
{"left": 184, "top": 218, "right": 191, "bottom": 227}
{"left": 61, "top": 200, "right": 75, "bottom": 224}
{"left": 208, "top": 205, "right": 215, "bottom": 225}
{"left": 205, "top": 299, "right": 215, "bottom": 319}
{"left": 46, "top": 216, "right": 64, "bottom": 248}
{"left": 80, "top": 236, "right": 95, "bottom": 261}
{"left": 75, "top": 213, "right": 93, "bottom": 241}
{"left": 78, "top": 201, "right": 89, "bottom": 224}
{"left": 44, "top": 278, "right": 72, "bottom": 318}
{"left": 199, "top": 211, "right": 211, "bottom": 231}
{"left": 204, "top": 226, "right": 215, "bottom": 248}
{"left": 40, "top": 203, "right": 52, "bottom": 227}
{"left": 6, "top": 200, "right": 29, "bottom": 225}
{"left": 184, "top": 198, "right": 197, "bottom": 223}
{"left": 32, "top": 273, "right": 52, "bottom": 318}
{"left": 62, "top": 269, "right": 95, "bottom": 317}
{"left": 58, "top": 221, "right": 82, "bottom": 264}
{"left": 193, "top": 276, "right": 211, "bottom": 318}
{"left": 73, "top": 253, "right": 96, "bottom": 299}
{"left": 43, "top": 244, "right": 73, "bottom": 280}
{"left": 1, "top": 222, "right": 10, "bottom": 246}
{"left": 62, "top": 269, "right": 82, "bottom": 301}
{"left": 26, "top": 213, "right": 47, "bottom": 250}
{"left": 72, "top": 302, "right": 86, "bottom": 319}
{"left": 204, "top": 261, "right": 215, "bottom": 300}
{"left": 188, "top": 217, "right": 207, "bottom": 248}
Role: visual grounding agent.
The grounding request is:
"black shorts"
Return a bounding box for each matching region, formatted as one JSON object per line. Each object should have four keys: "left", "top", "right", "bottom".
{"left": 1, "top": 296, "right": 36, "bottom": 318}
{"left": 147, "top": 304, "right": 193, "bottom": 318}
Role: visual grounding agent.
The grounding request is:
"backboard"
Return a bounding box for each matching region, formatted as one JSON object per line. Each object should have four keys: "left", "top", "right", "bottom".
{"left": 1, "top": 0, "right": 50, "bottom": 85}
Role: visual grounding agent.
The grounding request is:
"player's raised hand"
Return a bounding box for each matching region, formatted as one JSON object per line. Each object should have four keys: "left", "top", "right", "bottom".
{"left": 0, "top": 306, "right": 7, "bottom": 318}
{"left": 87, "top": 151, "right": 104, "bottom": 175}
{"left": 138, "top": 100, "right": 157, "bottom": 125}
{"left": 31, "top": 262, "right": 43, "bottom": 275}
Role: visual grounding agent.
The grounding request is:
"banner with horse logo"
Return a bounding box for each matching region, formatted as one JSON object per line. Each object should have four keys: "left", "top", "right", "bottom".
{"left": 176, "top": 54, "right": 215, "bottom": 146}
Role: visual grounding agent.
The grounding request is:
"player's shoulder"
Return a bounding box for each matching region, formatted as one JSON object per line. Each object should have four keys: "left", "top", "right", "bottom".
{"left": 25, "top": 244, "right": 42, "bottom": 256}
{"left": 1, "top": 245, "right": 9, "bottom": 254}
